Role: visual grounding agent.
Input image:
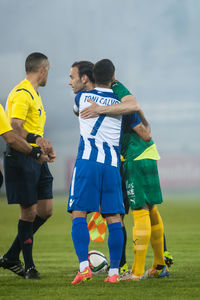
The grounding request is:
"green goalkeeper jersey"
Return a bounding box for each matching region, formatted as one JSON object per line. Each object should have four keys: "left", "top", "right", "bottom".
{"left": 111, "top": 81, "right": 160, "bottom": 161}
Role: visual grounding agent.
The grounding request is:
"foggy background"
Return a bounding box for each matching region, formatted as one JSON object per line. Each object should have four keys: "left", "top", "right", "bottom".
{"left": 0, "top": 0, "right": 199, "bottom": 196}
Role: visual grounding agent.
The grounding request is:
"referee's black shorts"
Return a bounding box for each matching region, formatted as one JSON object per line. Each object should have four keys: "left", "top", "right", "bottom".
{"left": 4, "top": 149, "right": 53, "bottom": 205}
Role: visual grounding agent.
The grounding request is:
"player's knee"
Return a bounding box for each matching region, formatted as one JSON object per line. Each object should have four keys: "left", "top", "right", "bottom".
{"left": 104, "top": 213, "right": 121, "bottom": 225}
{"left": 72, "top": 210, "right": 87, "bottom": 220}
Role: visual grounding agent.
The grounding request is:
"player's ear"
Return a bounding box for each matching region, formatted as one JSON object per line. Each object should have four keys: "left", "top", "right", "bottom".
{"left": 111, "top": 75, "right": 115, "bottom": 83}
{"left": 38, "top": 65, "right": 45, "bottom": 76}
{"left": 81, "top": 74, "right": 88, "bottom": 84}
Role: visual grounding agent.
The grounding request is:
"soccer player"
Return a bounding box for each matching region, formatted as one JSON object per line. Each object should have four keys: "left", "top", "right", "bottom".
{"left": 81, "top": 81, "right": 170, "bottom": 280}
{"left": 0, "top": 53, "right": 56, "bottom": 279}
{"left": 68, "top": 59, "right": 140, "bottom": 284}
{"left": 69, "top": 61, "right": 95, "bottom": 117}
{"left": 69, "top": 61, "right": 173, "bottom": 276}
{"left": 69, "top": 61, "right": 173, "bottom": 273}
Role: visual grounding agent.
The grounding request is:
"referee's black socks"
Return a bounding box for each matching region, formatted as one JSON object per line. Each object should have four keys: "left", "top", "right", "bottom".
{"left": 5, "top": 215, "right": 47, "bottom": 261}
{"left": 33, "top": 215, "right": 47, "bottom": 234}
{"left": 18, "top": 220, "right": 34, "bottom": 271}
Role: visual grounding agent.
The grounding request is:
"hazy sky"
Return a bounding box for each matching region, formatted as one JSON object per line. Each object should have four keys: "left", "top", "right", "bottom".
{"left": 0, "top": 0, "right": 199, "bottom": 190}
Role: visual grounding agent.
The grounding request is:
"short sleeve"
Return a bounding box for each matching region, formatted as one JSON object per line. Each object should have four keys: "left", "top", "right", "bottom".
{"left": 75, "top": 92, "right": 82, "bottom": 108}
{"left": 73, "top": 103, "right": 79, "bottom": 113}
{"left": 11, "top": 91, "right": 29, "bottom": 120}
{"left": 111, "top": 81, "right": 132, "bottom": 101}
{"left": 130, "top": 112, "right": 141, "bottom": 128}
{"left": 0, "top": 104, "right": 12, "bottom": 135}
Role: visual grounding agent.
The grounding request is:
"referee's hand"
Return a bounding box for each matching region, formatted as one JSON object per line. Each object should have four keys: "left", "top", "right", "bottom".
{"left": 37, "top": 154, "right": 51, "bottom": 164}
{"left": 36, "top": 137, "right": 53, "bottom": 155}
{"left": 48, "top": 149, "right": 56, "bottom": 162}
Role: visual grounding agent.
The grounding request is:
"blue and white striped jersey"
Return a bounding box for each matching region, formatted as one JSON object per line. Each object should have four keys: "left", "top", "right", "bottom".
{"left": 74, "top": 87, "right": 122, "bottom": 167}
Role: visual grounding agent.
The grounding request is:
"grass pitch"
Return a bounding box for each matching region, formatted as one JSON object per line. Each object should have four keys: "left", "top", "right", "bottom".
{"left": 0, "top": 195, "right": 200, "bottom": 300}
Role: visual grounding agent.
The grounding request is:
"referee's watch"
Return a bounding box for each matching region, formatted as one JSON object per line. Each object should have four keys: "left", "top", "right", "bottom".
{"left": 29, "top": 147, "right": 42, "bottom": 160}
{"left": 26, "top": 133, "right": 41, "bottom": 143}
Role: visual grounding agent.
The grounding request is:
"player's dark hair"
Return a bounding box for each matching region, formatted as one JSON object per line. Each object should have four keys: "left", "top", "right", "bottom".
{"left": 25, "top": 52, "right": 48, "bottom": 73}
{"left": 72, "top": 61, "right": 95, "bottom": 83}
{"left": 93, "top": 59, "right": 115, "bottom": 85}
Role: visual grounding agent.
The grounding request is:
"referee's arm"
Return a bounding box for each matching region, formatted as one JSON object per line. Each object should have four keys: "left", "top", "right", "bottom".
{"left": 2, "top": 130, "right": 49, "bottom": 163}
{"left": 11, "top": 118, "right": 56, "bottom": 161}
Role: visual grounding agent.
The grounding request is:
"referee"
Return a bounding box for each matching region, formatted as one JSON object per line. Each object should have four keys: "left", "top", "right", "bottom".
{"left": 0, "top": 103, "right": 49, "bottom": 164}
{"left": 0, "top": 53, "right": 56, "bottom": 279}
{"left": 0, "top": 103, "right": 50, "bottom": 188}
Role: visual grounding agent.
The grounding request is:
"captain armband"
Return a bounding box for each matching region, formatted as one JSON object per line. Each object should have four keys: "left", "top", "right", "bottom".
{"left": 29, "top": 146, "right": 42, "bottom": 160}
{"left": 26, "top": 133, "right": 41, "bottom": 143}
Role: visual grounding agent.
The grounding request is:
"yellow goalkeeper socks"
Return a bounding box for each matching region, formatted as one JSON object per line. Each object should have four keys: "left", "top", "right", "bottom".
{"left": 131, "top": 209, "right": 151, "bottom": 277}
{"left": 150, "top": 205, "right": 165, "bottom": 268}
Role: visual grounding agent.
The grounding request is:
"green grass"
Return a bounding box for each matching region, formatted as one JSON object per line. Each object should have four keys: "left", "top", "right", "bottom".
{"left": 0, "top": 195, "right": 200, "bottom": 300}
